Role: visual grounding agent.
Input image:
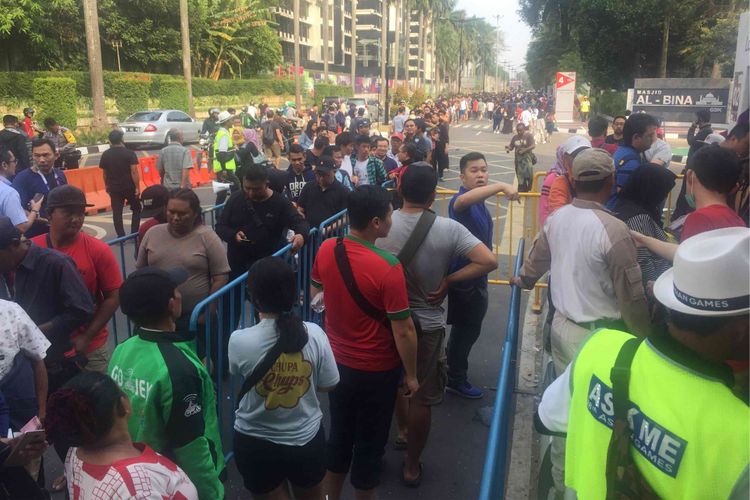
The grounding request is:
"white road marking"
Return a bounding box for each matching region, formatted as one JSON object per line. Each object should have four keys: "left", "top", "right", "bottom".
{"left": 83, "top": 223, "right": 108, "bottom": 240}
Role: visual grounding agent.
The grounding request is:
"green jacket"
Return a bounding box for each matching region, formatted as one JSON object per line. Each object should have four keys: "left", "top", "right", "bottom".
{"left": 108, "top": 327, "right": 225, "bottom": 500}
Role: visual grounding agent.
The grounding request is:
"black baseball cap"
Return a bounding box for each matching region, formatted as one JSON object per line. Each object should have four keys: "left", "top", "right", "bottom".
{"left": 0, "top": 216, "right": 21, "bottom": 249}
{"left": 357, "top": 119, "right": 371, "bottom": 128}
{"left": 314, "top": 156, "right": 335, "bottom": 174}
{"left": 140, "top": 184, "right": 170, "bottom": 218}
{"left": 119, "top": 267, "right": 188, "bottom": 320}
{"left": 47, "top": 185, "right": 94, "bottom": 210}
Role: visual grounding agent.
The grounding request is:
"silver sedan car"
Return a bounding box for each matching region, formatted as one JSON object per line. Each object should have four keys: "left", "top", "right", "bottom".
{"left": 119, "top": 109, "right": 202, "bottom": 147}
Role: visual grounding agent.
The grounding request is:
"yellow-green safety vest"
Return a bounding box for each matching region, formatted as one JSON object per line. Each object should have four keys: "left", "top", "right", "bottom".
{"left": 566, "top": 329, "right": 749, "bottom": 499}
{"left": 213, "top": 127, "right": 236, "bottom": 172}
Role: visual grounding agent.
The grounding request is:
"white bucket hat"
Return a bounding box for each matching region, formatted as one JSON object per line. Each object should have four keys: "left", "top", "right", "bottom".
{"left": 217, "top": 111, "right": 233, "bottom": 124}
{"left": 654, "top": 227, "right": 750, "bottom": 317}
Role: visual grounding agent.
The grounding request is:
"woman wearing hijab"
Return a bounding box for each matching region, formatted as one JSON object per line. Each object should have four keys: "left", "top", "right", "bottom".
{"left": 614, "top": 164, "right": 676, "bottom": 286}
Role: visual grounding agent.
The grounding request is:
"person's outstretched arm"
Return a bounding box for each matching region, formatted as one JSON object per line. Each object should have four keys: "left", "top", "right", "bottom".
{"left": 452, "top": 182, "right": 519, "bottom": 213}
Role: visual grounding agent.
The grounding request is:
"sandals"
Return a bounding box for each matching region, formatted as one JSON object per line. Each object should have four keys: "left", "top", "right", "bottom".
{"left": 402, "top": 462, "right": 423, "bottom": 488}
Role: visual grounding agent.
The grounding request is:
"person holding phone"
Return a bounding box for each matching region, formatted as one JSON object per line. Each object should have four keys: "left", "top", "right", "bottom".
{"left": 0, "top": 148, "right": 42, "bottom": 233}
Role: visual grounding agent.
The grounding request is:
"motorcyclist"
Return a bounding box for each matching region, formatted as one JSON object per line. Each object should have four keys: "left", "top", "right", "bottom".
{"left": 202, "top": 108, "right": 221, "bottom": 135}
{"left": 22, "top": 108, "right": 42, "bottom": 138}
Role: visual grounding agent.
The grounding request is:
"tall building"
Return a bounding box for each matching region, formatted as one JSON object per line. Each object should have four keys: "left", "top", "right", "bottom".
{"left": 272, "top": 0, "right": 435, "bottom": 92}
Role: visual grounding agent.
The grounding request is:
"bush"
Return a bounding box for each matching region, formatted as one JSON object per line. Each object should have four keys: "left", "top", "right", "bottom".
{"left": 315, "top": 83, "right": 353, "bottom": 101}
{"left": 109, "top": 76, "right": 151, "bottom": 120}
{"left": 591, "top": 91, "right": 627, "bottom": 118}
{"left": 191, "top": 77, "right": 296, "bottom": 98}
{"left": 159, "top": 79, "right": 189, "bottom": 111}
{"left": 32, "top": 77, "right": 77, "bottom": 129}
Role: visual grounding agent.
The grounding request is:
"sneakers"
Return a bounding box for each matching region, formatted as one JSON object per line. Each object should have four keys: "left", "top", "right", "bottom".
{"left": 446, "top": 381, "right": 484, "bottom": 399}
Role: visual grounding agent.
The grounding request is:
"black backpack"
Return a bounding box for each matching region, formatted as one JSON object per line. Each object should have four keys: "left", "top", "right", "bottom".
{"left": 261, "top": 122, "right": 276, "bottom": 146}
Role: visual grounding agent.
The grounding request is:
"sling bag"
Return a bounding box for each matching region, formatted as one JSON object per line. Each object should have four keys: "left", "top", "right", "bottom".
{"left": 605, "top": 337, "right": 660, "bottom": 499}
{"left": 236, "top": 338, "right": 284, "bottom": 409}
{"left": 334, "top": 209, "right": 437, "bottom": 328}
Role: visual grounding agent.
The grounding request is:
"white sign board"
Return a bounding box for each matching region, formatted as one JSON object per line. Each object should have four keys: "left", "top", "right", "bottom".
{"left": 554, "top": 72, "right": 576, "bottom": 123}
{"left": 729, "top": 11, "right": 749, "bottom": 123}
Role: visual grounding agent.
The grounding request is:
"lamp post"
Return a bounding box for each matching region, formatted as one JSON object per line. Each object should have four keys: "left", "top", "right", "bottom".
{"left": 110, "top": 38, "right": 123, "bottom": 72}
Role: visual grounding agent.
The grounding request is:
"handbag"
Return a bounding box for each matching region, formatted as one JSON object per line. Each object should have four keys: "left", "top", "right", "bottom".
{"left": 605, "top": 338, "right": 660, "bottom": 499}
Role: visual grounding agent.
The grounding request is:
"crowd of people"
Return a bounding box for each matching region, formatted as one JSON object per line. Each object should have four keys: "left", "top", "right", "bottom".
{"left": 0, "top": 84, "right": 748, "bottom": 499}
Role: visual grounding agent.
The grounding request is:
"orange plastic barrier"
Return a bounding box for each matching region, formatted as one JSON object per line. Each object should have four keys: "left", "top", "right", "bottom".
{"left": 65, "top": 167, "right": 111, "bottom": 215}
{"left": 139, "top": 157, "right": 161, "bottom": 188}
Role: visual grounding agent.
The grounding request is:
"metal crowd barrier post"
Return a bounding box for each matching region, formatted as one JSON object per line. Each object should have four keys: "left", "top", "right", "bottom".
{"left": 317, "top": 209, "right": 350, "bottom": 242}
{"left": 202, "top": 202, "right": 226, "bottom": 230}
{"left": 478, "top": 238, "right": 525, "bottom": 500}
{"left": 107, "top": 233, "right": 138, "bottom": 343}
{"left": 187, "top": 243, "right": 292, "bottom": 463}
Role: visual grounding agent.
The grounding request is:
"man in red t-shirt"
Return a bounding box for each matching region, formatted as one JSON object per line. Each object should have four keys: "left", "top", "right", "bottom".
{"left": 311, "top": 185, "right": 418, "bottom": 498}
{"left": 681, "top": 145, "right": 746, "bottom": 240}
{"left": 31, "top": 185, "right": 122, "bottom": 372}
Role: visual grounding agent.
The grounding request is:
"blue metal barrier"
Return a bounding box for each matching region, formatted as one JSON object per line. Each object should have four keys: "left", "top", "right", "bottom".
{"left": 202, "top": 202, "right": 225, "bottom": 230}
{"left": 479, "top": 238, "right": 525, "bottom": 500}
{"left": 317, "top": 209, "right": 349, "bottom": 242}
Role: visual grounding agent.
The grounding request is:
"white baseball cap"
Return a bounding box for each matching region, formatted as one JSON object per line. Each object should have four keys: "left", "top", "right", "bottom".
{"left": 654, "top": 227, "right": 750, "bottom": 317}
{"left": 561, "top": 135, "right": 592, "bottom": 156}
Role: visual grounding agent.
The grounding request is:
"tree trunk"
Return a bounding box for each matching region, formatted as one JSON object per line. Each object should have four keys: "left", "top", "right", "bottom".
{"left": 323, "top": 0, "right": 329, "bottom": 81}
{"left": 658, "top": 15, "right": 670, "bottom": 78}
{"left": 711, "top": 61, "right": 722, "bottom": 78}
{"left": 351, "top": 0, "right": 357, "bottom": 93}
{"left": 179, "top": 0, "right": 195, "bottom": 116}
{"left": 394, "top": 0, "right": 400, "bottom": 84}
{"left": 82, "top": 0, "right": 107, "bottom": 130}
{"left": 294, "top": 0, "right": 301, "bottom": 110}
{"left": 418, "top": 10, "right": 424, "bottom": 87}
{"left": 380, "top": 0, "right": 388, "bottom": 106}
{"left": 405, "top": 5, "right": 411, "bottom": 90}
{"left": 431, "top": 15, "right": 436, "bottom": 93}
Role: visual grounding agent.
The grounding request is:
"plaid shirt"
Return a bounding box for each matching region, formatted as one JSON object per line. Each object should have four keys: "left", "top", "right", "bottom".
{"left": 351, "top": 155, "right": 387, "bottom": 186}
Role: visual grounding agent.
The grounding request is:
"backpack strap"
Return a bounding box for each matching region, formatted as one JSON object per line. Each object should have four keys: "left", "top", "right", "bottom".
{"left": 610, "top": 337, "right": 641, "bottom": 419}
{"left": 397, "top": 209, "right": 437, "bottom": 267}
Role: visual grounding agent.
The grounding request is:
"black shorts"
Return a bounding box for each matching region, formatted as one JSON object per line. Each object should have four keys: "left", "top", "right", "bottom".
{"left": 233, "top": 426, "right": 326, "bottom": 494}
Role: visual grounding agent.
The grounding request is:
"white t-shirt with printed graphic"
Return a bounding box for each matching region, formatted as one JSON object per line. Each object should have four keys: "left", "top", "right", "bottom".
{"left": 229, "top": 319, "right": 339, "bottom": 446}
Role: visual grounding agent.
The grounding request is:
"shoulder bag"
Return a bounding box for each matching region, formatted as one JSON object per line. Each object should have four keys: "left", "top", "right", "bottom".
{"left": 235, "top": 338, "right": 283, "bottom": 409}
{"left": 334, "top": 209, "right": 437, "bottom": 330}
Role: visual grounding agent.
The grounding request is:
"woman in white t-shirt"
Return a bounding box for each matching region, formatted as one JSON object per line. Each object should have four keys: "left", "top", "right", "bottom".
{"left": 229, "top": 256, "right": 339, "bottom": 499}
{"left": 46, "top": 371, "right": 198, "bottom": 500}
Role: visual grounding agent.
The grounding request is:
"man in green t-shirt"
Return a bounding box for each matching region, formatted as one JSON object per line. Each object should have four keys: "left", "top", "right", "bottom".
{"left": 109, "top": 267, "right": 225, "bottom": 500}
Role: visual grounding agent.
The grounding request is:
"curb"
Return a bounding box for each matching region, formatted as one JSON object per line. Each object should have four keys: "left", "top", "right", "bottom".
{"left": 76, "top": 144, "right": 110, "bottom": 155}
{"left": 505, "top": 287, "right": 547, "bottom": 499}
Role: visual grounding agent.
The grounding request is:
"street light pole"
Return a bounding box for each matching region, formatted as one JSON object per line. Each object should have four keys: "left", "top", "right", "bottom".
{"left": 458, "top": 22, "right": 464, "bottom": 94}
{"left": 494, "top": 14, "right": 501, "bottom": 92}
{"left": 111, "top": 39, "right": 122, "bottom": 72}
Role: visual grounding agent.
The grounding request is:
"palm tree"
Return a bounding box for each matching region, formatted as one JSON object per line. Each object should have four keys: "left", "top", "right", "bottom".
{"left": 351, "top": 0, "right": 357, "bottom": 94}
{"left": 393, "top": 0, "right": 401, "bottom": 83}
{"left": 322, "top": 0, "right": 329, "bottom": 81}
{"left": 82, "top": 0, "right": 106, "bottom": 129}
{"left": 179, "top": 0, "right": 195, "bottom": 115}
{"left": 294, "top": 0, "right": 301, "bottom": 110}
{"left": 380, "top": 0, "right": 387, "bottom": 106}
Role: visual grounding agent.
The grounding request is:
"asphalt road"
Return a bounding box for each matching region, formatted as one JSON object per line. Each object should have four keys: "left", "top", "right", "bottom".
{"left": 44, "top": 118, "right": 564, "bottom": 499}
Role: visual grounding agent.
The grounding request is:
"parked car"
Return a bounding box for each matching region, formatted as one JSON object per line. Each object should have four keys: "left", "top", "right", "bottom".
{"left": 119, "top": 110, "right": 202, "bottom": 148}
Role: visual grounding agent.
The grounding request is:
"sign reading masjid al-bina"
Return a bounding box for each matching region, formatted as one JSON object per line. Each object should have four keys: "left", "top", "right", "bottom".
{"left": 632, "top": 80, "right": 730, "bottom": 123}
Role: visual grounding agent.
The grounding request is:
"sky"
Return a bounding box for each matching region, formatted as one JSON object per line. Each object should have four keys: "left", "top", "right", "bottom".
{"left": 455, "top": 0, "right": 531, "bottom": 74}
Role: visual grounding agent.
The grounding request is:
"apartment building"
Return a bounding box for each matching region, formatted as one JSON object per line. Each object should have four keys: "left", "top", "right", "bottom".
{"left": 273, "top": 0, "right": 434, "bottom": 90}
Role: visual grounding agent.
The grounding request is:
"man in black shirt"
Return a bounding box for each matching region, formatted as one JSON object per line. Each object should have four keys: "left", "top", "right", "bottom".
{"left": 0, "top": 115, "right": 31, "bottom": 172}
{"left": 298, "top": 156, "right": 349, "bottom": 228}
{"left": 99, "top": 130, "right": 142, "bottom": 237}
{"left": 403, "top": 118, "right": 430, "bottom": 162}
{"left": 286, "top": 144, "right": 315, "bottom": 204}
{"left": 305, "top": 136, "right": 330, "bottom": 169}
{"left": 215, "top": 163, "right": 309, "bottom": 280}
{"left": 605, "top": 115, "right": 626, "bottom": 146}
{"left": 0, "top": 216, "right": 93, "bottom": 391}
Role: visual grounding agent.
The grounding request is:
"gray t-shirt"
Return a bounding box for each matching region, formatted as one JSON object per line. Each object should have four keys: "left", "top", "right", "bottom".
{"left": 229, "top": 319, "right": 339, "bottom": 445}
{"left": 156, "top": 143, "right": 193, "bottom": 189}
{"left": 376, "top": 211, "right": 481, "bottom": 330}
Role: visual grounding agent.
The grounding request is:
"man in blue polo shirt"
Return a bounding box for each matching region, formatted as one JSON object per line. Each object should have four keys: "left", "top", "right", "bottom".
{"left": 12, "top": 137, "right": 68, "bottom": 237}
{"left": 608, "top": 113, "right": 658, "bottom": 209}
{"left": 446, "top": 152, "right": 518, "bottom": 398}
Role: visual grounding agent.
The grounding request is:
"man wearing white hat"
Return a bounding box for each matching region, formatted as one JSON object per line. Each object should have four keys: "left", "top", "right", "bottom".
{"left": 547, "top": 135, "right": 592, "bottom": 214}
{"left": 536, "top": 227, "right": 750, "bottom": 499}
